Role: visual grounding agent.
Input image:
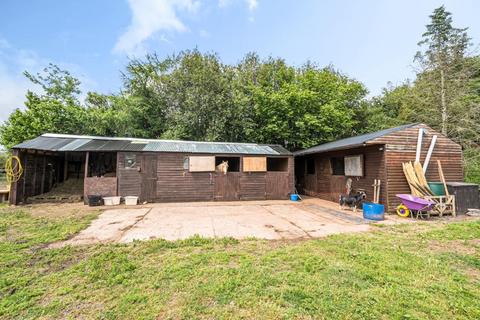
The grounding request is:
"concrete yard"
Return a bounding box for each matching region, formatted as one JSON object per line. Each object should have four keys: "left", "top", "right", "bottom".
{"left": 59, "top": 198, "right": 405, "bottom": 245}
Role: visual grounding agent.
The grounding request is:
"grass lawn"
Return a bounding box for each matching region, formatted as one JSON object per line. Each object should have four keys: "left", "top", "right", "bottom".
{"left": 0, "top": 205, "right": 479, "bottom": 319}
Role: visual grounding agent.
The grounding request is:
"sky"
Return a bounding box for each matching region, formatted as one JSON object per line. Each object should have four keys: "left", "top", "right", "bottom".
{"left": 0, "top": 0, "right": 479, "bottom": 121}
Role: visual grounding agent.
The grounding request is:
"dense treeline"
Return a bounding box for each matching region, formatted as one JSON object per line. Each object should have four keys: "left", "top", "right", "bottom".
{"left": 1, "top": 6, "right": 479, "bottom": 182}
{"left": 0, "top": 53, "right": 367, "bottom": 151}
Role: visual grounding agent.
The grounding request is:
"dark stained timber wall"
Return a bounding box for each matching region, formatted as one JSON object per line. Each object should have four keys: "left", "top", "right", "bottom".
{"left": 297, "top": 145, "right": 386, "bottom": 204}
{"left": 295, "top": 124, "right": 463, "bottom": 213}
{"left": 116, "top": 152, "right": 294, "bottom": 203}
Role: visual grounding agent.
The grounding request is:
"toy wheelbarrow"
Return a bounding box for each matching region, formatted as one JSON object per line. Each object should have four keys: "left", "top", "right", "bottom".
{"left": 395, "top": 194, "right": 436, "bottom": 219}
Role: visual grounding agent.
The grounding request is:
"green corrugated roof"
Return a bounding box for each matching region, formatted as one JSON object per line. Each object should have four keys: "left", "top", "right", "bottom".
{"left": 13, "top": 133, "right": 292, "bottom": 156}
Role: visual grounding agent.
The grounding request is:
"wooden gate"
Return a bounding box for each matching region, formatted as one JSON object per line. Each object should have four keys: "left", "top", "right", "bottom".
{"left": 141, "top": 154, "right": 157, "bottom": 202}
{"left": 266, "top": 172, "right": 290, "bottom": 199}
{"left": 214, "top": 173, "right": 240, "bottom": 200}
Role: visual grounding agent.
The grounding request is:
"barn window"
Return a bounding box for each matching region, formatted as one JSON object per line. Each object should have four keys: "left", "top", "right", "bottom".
{"left": 306, "top": 158, "right": 315, "bottom": 174}
{"left": 215, "top": 156, "right": 240, "bottom": 172}
{"left": 243, "top": 157, "right": 267, "bottom": 172}
{"left": 89, "top": 152, "right": 117, "bottom": 177}
{"left": 344, "top": 155, "right": 364, "bottom": 177}
{"left": 267, "top": 157, "right": 288, "bottom": 172}
{"left": 183, "top": 157, "right": 189, "bottom": 170}
{"left": 189, "top": 156, "right": 215, "bottom": 172}
{"left": 330, "top": 157, "right": 345, "bottom": 175}
{"left": 124, "top": 153, "right": 136, "bottom": 168}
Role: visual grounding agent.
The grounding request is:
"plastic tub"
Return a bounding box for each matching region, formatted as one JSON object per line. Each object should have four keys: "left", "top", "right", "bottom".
{"left": 103, "top": 196, "right": 121, "bottom": 206}
{"left": 290, "top": 194, "right": 299, "bottom": 201}
{"left": 87, "top": 195, "right": 102, "bottom": 207}
{"left": 362, "top": 202, "right": 385, "bottom": 221}
{"left": 428, "top": 182, "right": 445, "bottom": 196}
{"left": 124, "top": 196, "right": 139, "bottom": 206}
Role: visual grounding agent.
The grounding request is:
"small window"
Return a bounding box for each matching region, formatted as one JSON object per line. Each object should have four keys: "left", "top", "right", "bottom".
{"left": 87, "top": 152, "right": 117, "bottom": 177}
{"left": 267, "top": 157, "right": 288, "bottom": 172}
{"left": 330, "top": 157, "right": 345, "bottom": 175}
{"left": 124, "top": 154, "right": 136, "bottom": 168}
{"left": 344, "top": 155, "right": 364, "bottom": 176}
{"left": 306, "top": 158, "right": 315, "bottom": 174}
{"left": 215, "top": 156, "right": 240, "bottom": 172}
{"left": 183, "top": 157, "right": 189, "bottom": 170}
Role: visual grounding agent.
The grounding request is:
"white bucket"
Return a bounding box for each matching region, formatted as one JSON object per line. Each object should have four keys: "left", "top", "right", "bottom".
{"left": 103, "top": 196, "right": 121, "bottom": 206}
{"left": 124, "top": 196, "right": 139, "bottom": 206}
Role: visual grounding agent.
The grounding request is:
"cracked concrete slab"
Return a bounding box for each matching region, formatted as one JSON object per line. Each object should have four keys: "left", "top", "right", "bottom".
{"left": 57, "top": 198, "right": 401, "bottom": 245}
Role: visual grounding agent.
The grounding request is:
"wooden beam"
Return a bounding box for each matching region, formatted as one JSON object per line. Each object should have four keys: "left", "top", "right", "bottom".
{"left": 415, "top": 128, "right": 423, "bottom": 163}
{"left": 423, "top": 135, "right": 437, "bottom": 173}
{"left": 84, "top": 152, "right": 89, "bottom": 179}
{"left": 9, "top": 150, "right": 19, "bottom": 205}
{"left": 22, "top": 153, "right": 27, "bottom": 202}
{"left": 437, "top": 160, "right": 450, "bottom": 196}
{"left": 84, "top": 152, "right": 89, "bottom": 204}
{"left": 40, "top": 156, "right": 46, "bottom": 194}
{"left": 63, "top": 152, "right": 68, "bottom": 182}
{"left": 32, "top": 156, "right": 38, "bottom": 196}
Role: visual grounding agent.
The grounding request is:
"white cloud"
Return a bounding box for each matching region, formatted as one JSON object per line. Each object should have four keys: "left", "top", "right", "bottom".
{"left": 114, "top": 0, "right": 200, "bottom": 56}
{"left": 0, "top": 38, "right": 95, "bottom": 122}
{"left": 0, "top": 39, "right": 41, "bottom": 122}
{"left": 218, "top": 0, "right": 258, "bottom": 11}
{"left": 246, "top": 0, "right": 257, "bottom": 11}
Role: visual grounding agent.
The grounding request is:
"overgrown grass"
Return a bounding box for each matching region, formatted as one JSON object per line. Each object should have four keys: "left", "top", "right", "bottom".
{"left": 0, "top": 208, "right": 479, "bottom": 319}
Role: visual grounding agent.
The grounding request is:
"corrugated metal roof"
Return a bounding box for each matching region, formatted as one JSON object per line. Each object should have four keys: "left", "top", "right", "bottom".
{"left": 294, "top": 123, "right": 418, "bottom": 156}
{"left": 14, "top": 136, "right": 73, "bottom": 151}
{"left": 13, "top": 133, "right": 292, "bottom": 156}
{"left": 58, "top": 139, "right": 91, "bottom": 151}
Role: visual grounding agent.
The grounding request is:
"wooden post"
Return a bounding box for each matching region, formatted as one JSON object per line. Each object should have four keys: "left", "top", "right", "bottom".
{"left": 22, "top": 153, "right": 27, "bottom": 203}
{"left": 40, "top": 156, "right": 46, "bottom": 194}
{"left": 423, "top": 135, "right": 437, "bottom": 173}
{"left": 32, "top": 155, "right": 38, "bottom": 196}
{"left": 437, "top": 160, "right": 449, "bottom": 196}
{"left": 415, "top": 128, "right": 423, "bottom": 163}
{"left": 9, "top": 150, "right": 19, "bottom": 205}
{"left": 84, "top": 152, "right": 89, "bottom": 204}
{"left": 63, "top": 152, "right": 68, "bottom": 182}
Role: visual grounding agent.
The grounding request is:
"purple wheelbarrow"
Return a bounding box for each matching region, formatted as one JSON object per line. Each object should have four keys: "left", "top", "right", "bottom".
{"left": 396, "top": 194, "right": 435, "bottom": 218}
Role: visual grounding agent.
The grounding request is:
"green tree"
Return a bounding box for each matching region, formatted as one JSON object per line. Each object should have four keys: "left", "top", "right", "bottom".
{"left": 0, "top": 64, "right": 87, "bottom": 149}
{"left": 415, "top": 5, "right": 473, "bottom": 137}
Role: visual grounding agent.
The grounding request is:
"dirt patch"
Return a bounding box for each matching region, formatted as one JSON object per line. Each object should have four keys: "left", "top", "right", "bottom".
{"left": 428, "top": 239, "right": 480, "bottom": 255}
{"left": 13, "top": 202, "right": 101, "bottom": 218}
{"left": 463, "top": 266, "right": 480, "bottom": 281}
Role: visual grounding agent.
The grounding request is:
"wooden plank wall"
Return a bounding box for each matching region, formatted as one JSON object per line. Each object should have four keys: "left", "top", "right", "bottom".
{"left": 117, "top": 152, "right": 142, "bottom": 197}
{"left": 370, "top": 124, "right": 463, "bottom": 212}
{"left": 84, "top": 177, "right": 117, "bottom": 199}
{"left": 117, "top": 152, "right": 294, "bottom": 202}
{"left": 156, "top": 153, "right": 214, "bottom": 202}
{"left": 299, "top": 145, "right": 386, "bottom": 204}
{"left": 265, "top": 156, "right": 295, "bottom": 199}
{"left": 240, "top": 172, "right": 267, "bottom": 200}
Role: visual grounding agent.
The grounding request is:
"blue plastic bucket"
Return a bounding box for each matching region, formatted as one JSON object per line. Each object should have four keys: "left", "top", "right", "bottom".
{"left": 362, "top": 202, "right": 385, "bottom": 221}
{"left": 290, "top": 194, "right": 299, "bottom": 201}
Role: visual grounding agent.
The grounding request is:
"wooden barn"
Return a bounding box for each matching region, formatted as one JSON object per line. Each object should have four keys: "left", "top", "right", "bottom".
{"left": 9, "top": 133, "right": 294, "bottom": 205}
{"left": 294, "top": 123, "right": 464, "bottom": 212}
